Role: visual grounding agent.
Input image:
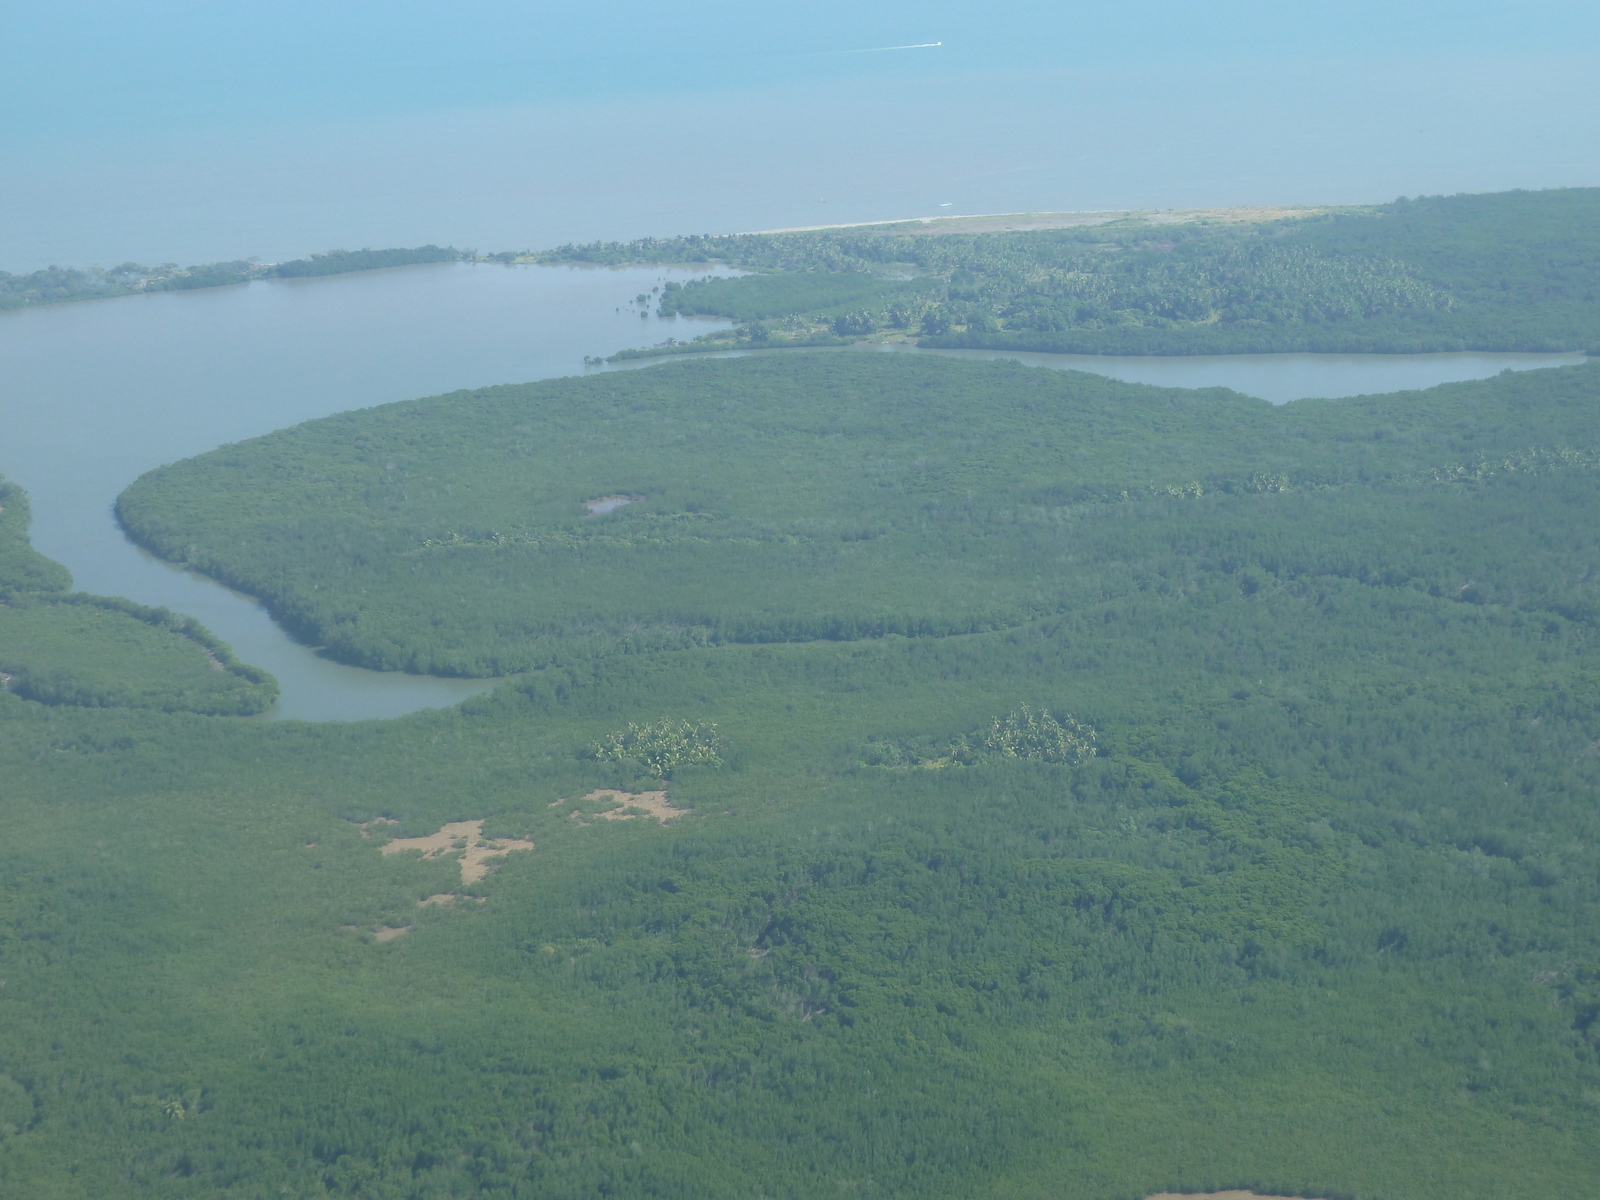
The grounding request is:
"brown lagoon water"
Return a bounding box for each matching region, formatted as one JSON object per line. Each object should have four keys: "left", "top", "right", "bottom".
{"left": 0, "top": 261, "right": 1583, "bottom": 719}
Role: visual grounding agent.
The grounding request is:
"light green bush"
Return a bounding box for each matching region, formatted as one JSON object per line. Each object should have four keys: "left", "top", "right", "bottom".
{"left": 589, "top": 719, "right": 723, "bottom": 777}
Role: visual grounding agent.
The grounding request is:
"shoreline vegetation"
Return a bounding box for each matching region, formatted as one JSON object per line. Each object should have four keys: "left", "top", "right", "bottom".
{"left": 0, "top": 476, "right": 277, "bottom": 714}
{"left": 10, "top": 189, "right": 1598, "bottom": 366}
{"left": 553, "top": 188, "right": 1600, "bottom": 361}
{"left": 0, "top": 245, "right": 465, "bottom": 311}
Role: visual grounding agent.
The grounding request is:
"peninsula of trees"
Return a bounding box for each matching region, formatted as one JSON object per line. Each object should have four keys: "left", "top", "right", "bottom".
{"left": 534, "top": 188, "right": 1600, "bottom": 359}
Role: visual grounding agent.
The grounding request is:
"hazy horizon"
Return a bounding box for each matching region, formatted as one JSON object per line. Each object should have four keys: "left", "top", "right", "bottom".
{"left": 3, "top": 1, "right": 1598, "bottom": 273}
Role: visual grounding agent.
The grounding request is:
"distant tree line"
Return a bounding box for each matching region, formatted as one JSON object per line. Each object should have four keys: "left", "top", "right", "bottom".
{"left": 535, "top": 189, "right": 1600, "bottom": 359}
{"left": 0, "top": 246, "right": 467, "bottom": 311}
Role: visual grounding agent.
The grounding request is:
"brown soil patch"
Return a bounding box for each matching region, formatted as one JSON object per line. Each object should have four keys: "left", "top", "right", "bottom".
{"left": 373, "top": 925, "right": 411, "bottom": 942}
{"left": 562, "top": 788, "right": 686, "bottom": 823}
{"left": 378, "top": 819, "right": 534, "bottom": 884}
{"left": 1147, "top": 1193, "right": 1330, "bottom": 1200}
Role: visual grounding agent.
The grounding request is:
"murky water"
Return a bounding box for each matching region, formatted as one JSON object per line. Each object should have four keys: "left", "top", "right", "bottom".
{"left": 0, "top": 263, "right": 1582, "bottom": 719}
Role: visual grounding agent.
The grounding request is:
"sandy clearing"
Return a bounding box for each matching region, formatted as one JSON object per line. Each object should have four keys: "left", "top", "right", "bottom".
{"left": 563, "top": 788, "right": 687, "bottom": 823}
{"left": 584, "top": 494, "right": 638, "bottom": 515}
{"left": 378, "top": 819, "right": 535, "bottom": 884}
{"left": 1146, "top": 1192, "right": 1330, "bottom": 1200}
{"left": 373, "top": 925, "right": 411, "bottom": 942}
{"left": 754, "top": 205, "right": 1354, "bottom": 237}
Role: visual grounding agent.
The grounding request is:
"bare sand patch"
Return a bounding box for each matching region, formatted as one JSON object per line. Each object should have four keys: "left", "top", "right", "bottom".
{"left": 373, "top": 925, "right": 411, "bottom": 942}
{"left": 378, "top": 819, "right": 534, "bottom": 884}
{"left": 758, "top": 205, "right": 1355, "bottom": 238}
{"left": 584, "top": 494, "right": 638, "bottom": 515}
{"left": 560, "top": 788, "right": 687, "bottom": 823}
{"left": 1147, "top": 1192, "right": 1330, "bottom": 1200}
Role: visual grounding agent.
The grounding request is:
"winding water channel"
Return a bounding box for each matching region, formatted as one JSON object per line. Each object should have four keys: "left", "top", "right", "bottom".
{"left": 0, "top": 261, "right": 1584, "bottom": 720}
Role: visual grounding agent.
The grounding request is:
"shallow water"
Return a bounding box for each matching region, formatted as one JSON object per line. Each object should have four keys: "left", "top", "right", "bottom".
{"left": 0, "top": 264, "right": 1583, "bottom": 719}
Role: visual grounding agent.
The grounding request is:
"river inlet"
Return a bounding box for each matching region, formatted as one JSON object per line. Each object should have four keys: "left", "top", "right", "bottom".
{"left": 0, "top": 262, "right": 1583, "bottom": 719}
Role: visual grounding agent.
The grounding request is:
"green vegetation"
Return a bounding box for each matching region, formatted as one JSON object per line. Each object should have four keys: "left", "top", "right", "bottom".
{"left": 589, "top": 718, "right": 724, "bottom": 777}
{"left": 866, "top": 705, "right": 1098, "bottom": 769}
{"left": 6, "top": 239, "right": 1600, "bottom": 1195}
{"left": 264, "top": 245, "right": 462, "bottom": 278}
{"left": 0, "top": 246, "right": 465, "bottom": 311}
{"left": 656, "top": 271, "right": 934, "bottom": 321}
{"left": 118, "top": 353, "right": 1600, "bottom": 677}
{"left": 0, "top": 478, "right": 276, "bottom": 714}
{"left": 536, "top": 189, "right": 1600, "bottom": 358}
{"left": 8, "top": 352, "right": 1600, "bottom": 1190}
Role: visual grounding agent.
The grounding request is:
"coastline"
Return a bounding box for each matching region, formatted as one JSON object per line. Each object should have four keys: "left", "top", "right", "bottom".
{"left": 748, "top": 203, "right": 1363, "bottom": 237}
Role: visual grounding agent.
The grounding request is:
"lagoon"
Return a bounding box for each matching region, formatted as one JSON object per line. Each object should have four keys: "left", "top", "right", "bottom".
{"left": 0, "top": 262, "right": 1582, "bottom": 719}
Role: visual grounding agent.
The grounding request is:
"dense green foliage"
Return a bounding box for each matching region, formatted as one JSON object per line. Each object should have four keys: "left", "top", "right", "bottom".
{"left": 0, "top": 261, "right": 157, "bottom": 310}
{"left": 8, "top": 404, "right": 1600, "bottom": 1192}
{"left": 7, "top": 346, "right": 1600, "bottom": 1196}
{"left": 538, "top": 189, "right": 1600, "bottom": 357}
{"left": 0, "top": 247, "right": 466, "bottom": 311}
{"left": 0, "top": 478, "right": 275, "bottom": 714}
{"left": 589, "top": 718, "right": 724, "bottom": 777}
{"left": 656, "top": 272, "right": 931, "bottom": 321}
{"left": 120, "top": 354, "right": 1600, "bottom": 678}
{"left": 145, "top": 260, "right": 259, "bottom": 292}
{"left": 0, "top": 480, "right": 72, "bottom": 597}
{"left": 265, "top": 246, "right": 463, "bottom": 278}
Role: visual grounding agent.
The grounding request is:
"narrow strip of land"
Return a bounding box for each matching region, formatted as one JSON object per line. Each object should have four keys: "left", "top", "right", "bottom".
{"left": 752, "top": 204, "right": 1355, "bottom": 237}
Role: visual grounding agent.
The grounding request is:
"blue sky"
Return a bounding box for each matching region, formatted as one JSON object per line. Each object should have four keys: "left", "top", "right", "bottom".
{"left": 4, "top": 2, "right": 1596, "bottom": 270}
{"left": 7, "top": 2, "right": 1590, "bottom": 130}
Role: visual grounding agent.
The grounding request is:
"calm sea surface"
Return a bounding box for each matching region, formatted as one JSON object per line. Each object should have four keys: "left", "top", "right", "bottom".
{"left": 0, "top": 263, "right": 1583, "bottom": 719}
